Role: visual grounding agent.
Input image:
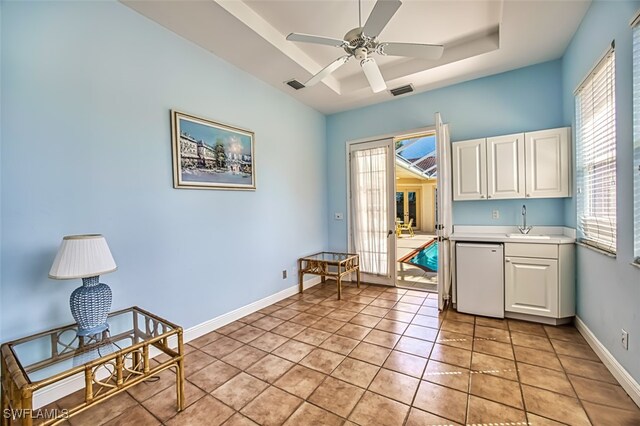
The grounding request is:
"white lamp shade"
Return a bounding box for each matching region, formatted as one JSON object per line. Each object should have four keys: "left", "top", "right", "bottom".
{"left": 49, "top": 234, "right": 117, "bottom": 279}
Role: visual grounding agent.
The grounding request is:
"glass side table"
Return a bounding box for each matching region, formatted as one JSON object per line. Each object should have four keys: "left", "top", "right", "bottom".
{"left": 1, "top": 307, "right": 184, "bottom": 426}
{"left": 298, "top": 252, "right": 360, "bottom": 299}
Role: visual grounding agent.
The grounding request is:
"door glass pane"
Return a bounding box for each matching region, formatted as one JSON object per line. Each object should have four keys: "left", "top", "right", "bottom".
{"left": 408, "top": 191, "right": 417, "bottom": 226}
{"left": 396, "top": 192, "right": 405, "bottom": 222}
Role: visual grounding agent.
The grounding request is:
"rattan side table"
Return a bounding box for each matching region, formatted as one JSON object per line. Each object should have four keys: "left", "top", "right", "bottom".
{"left": 298, "top": 252, "right": 360, "bottom": 299}
{"left": 1, "top": 306, "right": 184, "bottom": 426}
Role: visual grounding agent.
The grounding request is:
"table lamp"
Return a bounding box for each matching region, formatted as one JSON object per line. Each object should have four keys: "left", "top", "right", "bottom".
{"left": 49, "top": 235, "right": 117, "bottom": 337}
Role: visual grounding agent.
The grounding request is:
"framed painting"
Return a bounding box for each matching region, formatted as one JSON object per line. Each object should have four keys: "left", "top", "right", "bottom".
{"left": 171, "top": 110, "right": 256, "bottom": 190}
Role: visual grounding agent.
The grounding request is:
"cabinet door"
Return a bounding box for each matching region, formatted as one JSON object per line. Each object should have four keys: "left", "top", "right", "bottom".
{"left": 486, "top": 133, "right": 525, "bottom": 199}
{"left": 452, "top": 139, "right": 486, "bottom": 200}
{"left": 525, "top": 128, "right": 570, "bottom": 198}
{"left": 505, "top": 256, "right": 558, "bottom": 318}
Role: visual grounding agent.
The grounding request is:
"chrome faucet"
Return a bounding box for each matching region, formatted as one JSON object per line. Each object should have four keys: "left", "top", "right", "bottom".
{"left": 518, "top": 205, "right": 533, "bottom": 234}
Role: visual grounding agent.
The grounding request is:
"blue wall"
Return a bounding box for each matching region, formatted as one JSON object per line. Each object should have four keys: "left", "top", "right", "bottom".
{"left": 562, "top": 0, "right": 640, "bottom": 381}
{"left": 326, "top": 60, "right": 566, "bottom": 251}
{"left": 0, "top": 1, "right": 327, "bottom": 341}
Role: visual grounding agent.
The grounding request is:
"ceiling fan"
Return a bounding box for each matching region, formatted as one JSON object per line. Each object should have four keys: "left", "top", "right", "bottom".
{"left": 286, "top": 0, "right": 444, "bottom": 93}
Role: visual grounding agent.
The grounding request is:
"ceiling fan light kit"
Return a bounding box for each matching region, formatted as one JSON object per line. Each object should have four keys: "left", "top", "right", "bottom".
{"left": 286, "top": 0, "right": 444, "bottom": 94}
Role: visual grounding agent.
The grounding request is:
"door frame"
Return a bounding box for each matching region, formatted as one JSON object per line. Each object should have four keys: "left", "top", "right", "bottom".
{"left": 346, "top": 126, "right": 435, "bottom": 287}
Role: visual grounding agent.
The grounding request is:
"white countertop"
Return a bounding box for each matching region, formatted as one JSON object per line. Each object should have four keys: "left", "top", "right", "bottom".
{"left": 450, "top": 226, "right": 576, "bottom": 245}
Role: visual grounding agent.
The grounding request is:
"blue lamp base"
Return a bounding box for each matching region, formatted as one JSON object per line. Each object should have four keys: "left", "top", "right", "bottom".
{"left": 70, "top": 276, "right": 112, "bottom": 337}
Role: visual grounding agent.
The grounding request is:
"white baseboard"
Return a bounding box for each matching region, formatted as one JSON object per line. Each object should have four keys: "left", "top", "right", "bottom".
{"left": 32, "top": 276, "right": 322, "bottom": 408}
{"left": 575, "top": 316, "right": 640, "bottom": 407}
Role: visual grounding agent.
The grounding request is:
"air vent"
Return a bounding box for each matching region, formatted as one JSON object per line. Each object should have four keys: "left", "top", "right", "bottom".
{"left": 390, "top": 84, "right": 414, "bottom": 96}
{"left": 285, "top": 79, "right": 305, "bottom": 90}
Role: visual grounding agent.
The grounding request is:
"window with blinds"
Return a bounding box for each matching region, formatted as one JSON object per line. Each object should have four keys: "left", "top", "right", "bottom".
{"left": 575, "top": 48, "right": 617, "bottom": 254}
{"left": 634, "top": 22, "right": 640, "bottom": 263}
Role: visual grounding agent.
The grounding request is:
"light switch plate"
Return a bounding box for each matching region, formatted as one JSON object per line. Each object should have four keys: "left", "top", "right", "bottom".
{"left": 334, "top": 212, "right": 344, "bottom": 220}
{"left": 492, "top": 210, "right": 499, "bottom": 219}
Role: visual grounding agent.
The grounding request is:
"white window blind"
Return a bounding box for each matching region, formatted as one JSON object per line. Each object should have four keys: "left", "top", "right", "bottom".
{"left": 634, "top": 23, "right": 640, "bottom": 262}
{"left": 576, "top": 48, "right": 617, "bottom": 254}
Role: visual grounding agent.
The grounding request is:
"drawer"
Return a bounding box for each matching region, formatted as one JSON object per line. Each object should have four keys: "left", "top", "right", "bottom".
{"left": 504, "top": 243, "right": 558, "bottom": 259}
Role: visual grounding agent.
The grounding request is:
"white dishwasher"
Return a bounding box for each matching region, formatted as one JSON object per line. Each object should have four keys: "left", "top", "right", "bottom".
{"left": 456, "top": 242, "right": 504, "bottom": 318}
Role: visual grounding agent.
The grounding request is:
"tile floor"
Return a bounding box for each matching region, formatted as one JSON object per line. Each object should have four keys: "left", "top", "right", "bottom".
{"left": 51, "top": 281, "right": 640, "bottom": 426}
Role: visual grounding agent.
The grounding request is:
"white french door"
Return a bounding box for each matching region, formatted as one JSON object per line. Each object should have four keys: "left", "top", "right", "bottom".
{"left": 435, "top": 112, "right": 453, "bottom": 310}
{"left": 348, "top": 138, "right": 396, "bottom": 286}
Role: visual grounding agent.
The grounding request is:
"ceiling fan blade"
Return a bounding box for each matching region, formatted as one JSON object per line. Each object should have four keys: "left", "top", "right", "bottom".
{"left": 380, "top": 42, "right": 444, "bottom": 59}
{"left": 305, "top": 55, "right": 350, "bottom": 87}
{"left": 360, "top": 58, "right": 387, "bottom": 93}
{"left": 363, "top": 0, "right": 402, "bottom": 38}
{"left": 286, "top": 33, "right": 347, "bottom": 47}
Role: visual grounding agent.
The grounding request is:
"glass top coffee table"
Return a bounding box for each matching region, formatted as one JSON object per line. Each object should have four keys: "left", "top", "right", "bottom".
{"left": 1, "top": 307, "right": 184, "bottom": 426}
{"left": 298, "top": 252, "right": 360, "bottom": 299}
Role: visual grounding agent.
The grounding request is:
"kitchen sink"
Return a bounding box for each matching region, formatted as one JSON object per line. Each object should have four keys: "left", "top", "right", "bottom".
{"left": 505, "top": 234, "right": 551, "bottom": 239}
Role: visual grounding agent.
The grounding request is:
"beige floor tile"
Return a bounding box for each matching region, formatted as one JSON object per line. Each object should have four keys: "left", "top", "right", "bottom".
{"left": 375, "top": 318, "right": 409, "bottom": 334}
{"left": 283, "top": 402, "right": 343, "bottom": 426}
{"left": 474, "top": 325, "right": 512, "bottom": 343}
{"left": 470, "top": 352, "right": 518, "bottom": 381}
{"left": 293, "top": 327, "right": 332, "bottom": 346}
{"left": 308, "top": 318, "right": 346, "bottom": 333}
{"left": 508, "top": 319, "right": 546, "bottom": 336}
{"left": 403, "top": 324, "right": 439, "bottom": 341}
{"left": 551, "top": 339, "right": 600, "bottom": 361}
{"left": 370, "top": 298, "right": 398, "bottom": 309}
{"left": 362, "top": 305, "right": 392, "bottom": 317}
{"left": 273, "top": 364, "right": 326, "bottom": 399}
{"left": 513, "top": 346, "right": 563, "bottom": 371}
{"left": 475, "top": 317, "right": 508, "bottom": 330}
{"left": 385, "top": 310, "right": 416, "bottom": 323}
{"left": 101, "top": 404, "right": 159, "bottom": 426}
{"left": 445, "top": 310, "right": 475, "bottom": 324}
{"left": 544, "top": 325, "right": 586, "bottom": 343}
{"left": 272, "top": 339, "right": 315, "bottom": 362}
{"left": 430, "top": 344, "right": 471, "bottom": 369}
{"left": 269, "top": 308, "right": 299, "bottom": 321}
{"left": 435, "top": 329, "right": 473, "bottom": 350}
{"left": 350, "top": 341, "right": 392, "bottom": 365}
{"left": 189, "top": 331, "right": 223, "bottom": 348}
{"left": 141, "top": 381, "right": 205, "bottom": 422}
{"left": 250, "top": 315, "right": 284, "bottom": 331}
{"left": 221, "top": 345, "right": 268, "bottom": 370}
{"left": 229, "top": 325, "right": 266, "bottom": 344}
{"left": 363, "top": 329, "right": 402, "bottom": 348}
{"left": 319, "top": 334, "right": 360, "bottom": 355}
{"left": 440, "top": 320, "right": 475, "bottom": 336}
{"left": 466, "top": 395, "right": 526, "bottom": 424}
{"left": 423, "top": 360, "right": 470, "bottom": 392}
{"left": 166, "top": 395, "right": 234, "bottom": 426}
{"left": 348, "top": 391, "right": 410, "bottom": 426}
{"left": 473, "top": 339, "right": 515, "bottom": 360}
{"left": 521, "top": 384, "right": 591, "bottom": 426}
{"left": 188, "top": 360, "right": 241, "bottom": 393}
{"left": 517, "top": 362, "right": 575, "bottom": 396}
{"left": 350, "top": 313, "right": 383, "bottom": 328}
{"left": 308, "top": 377, "right": 365, "bottom": 417}
{"left": 221, "top": 413, "right": 259, "bottom": 426}
{"left": 412, "top": 381, "right": 468, "bottom": 424}
{"left": 410, "top": 314, "right": 441, "bottom": 329}
{"left": 200, "top": 336, "right": 244, "bottom": 359}
{"left": 469, "top": 372, "right": 523, "bottom": 408}
{"left": 126, "top": 367, "right": 175, "bottom": 402}
{"left": 299, "top": 348, "right": 345, "bottom": 374}
{"left": 245, "top": 354, "right": 294, "bottom": 383}
{"left": 394, "top": 302, "right": 421, "bottom": 314}
{"left": 383, "top": 351, "right": 427, "bottom": 378}
{"left": 332, "top": 357, "right": 380, "bottom": 388}
{"left": 405, "top": 407, "right": 462, "bottom": 426}
{"left": 211, "top": 372, "right": 269, "bottom": 410}
{"left": 248, "top": 332, "right": 288, "bottom": 352}
{"left": 217, "top": 322, "right": 245, "bottom": 335}
{"left": 559, "top": 355, "right": 617, "bottom": 384}
{"left": 369, "top": 368, "right": 420, "bottom": 404}
{"left": 290, "top": 312, "right": 323, "bottom": 327}
{"left": 327, "top": 309, "right": 357, "bottom": 322}
{"left": 569, "top": 374, "right": 639, "bottom": 411}
{"left": 184, "top": 350, "right": 217, "bottom": 377}
{"left": 394, "top": 336, "right": 433, "bottom": 357}
{"left": 270, "top": 321, "right": 306, "bottom": 338}
{"left": 582, "top": 401, "right": 640, "bottom": 426}
{"left": 336, "top": 323, "right": 373, "bottom": 340}
{"left": 524, "top": 413, "right": 567, "bottom": 426}
{"left": 240, "top": 386, "right": 303, "bottom": 426}
{"left": 510, "top": 331, "right": 553, "bottom": 352}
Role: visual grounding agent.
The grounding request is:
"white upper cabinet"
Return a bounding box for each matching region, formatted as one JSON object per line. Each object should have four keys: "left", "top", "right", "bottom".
{"left": 452, "top": 127, "right": 571, "bottom": 201}
{"left": 486, "top": 133, "right": 525, "bottom": 199}
{"left": 525, "top": 128, "right": 571, "bottom": 198}
{"left": 452, "top": 138, "right": 486, "bottom": 200}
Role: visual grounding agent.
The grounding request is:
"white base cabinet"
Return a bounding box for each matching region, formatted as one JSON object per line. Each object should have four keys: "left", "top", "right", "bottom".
{"left": 504, "top": 243, "right": 575, "bottom": 319}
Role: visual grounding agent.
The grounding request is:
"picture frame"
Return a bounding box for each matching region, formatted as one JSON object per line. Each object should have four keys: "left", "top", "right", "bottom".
{"left": 171, "top": 110, "right": 256, "bottom": 190}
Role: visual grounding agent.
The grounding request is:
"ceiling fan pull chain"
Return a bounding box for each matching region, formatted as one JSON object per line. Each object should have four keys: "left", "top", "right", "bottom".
{"left": 358, "top": 0, "right": 362, "bottom": 28}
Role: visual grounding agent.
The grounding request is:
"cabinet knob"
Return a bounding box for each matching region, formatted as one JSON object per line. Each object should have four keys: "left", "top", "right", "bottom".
{"left": 487, "top": 195, "right": 492, "bottom": 199}
{"left": 526, "top": 194, "right": 531, "bottom": 197}
{"left": 505, "top": 258, "right": 511, "bottom": 262}
{"left": 480, "top": 195, "right": 486, "bottom": 199}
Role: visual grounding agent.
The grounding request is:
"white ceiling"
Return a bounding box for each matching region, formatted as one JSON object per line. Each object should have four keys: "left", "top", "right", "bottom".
{"left": 122, "top": 0, "right": 590, "bottom": 114}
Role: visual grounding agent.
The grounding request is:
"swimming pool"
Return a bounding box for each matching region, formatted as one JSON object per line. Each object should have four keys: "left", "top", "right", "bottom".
{"left": 408, "top": 241, "right": 438, "bottom": 272}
